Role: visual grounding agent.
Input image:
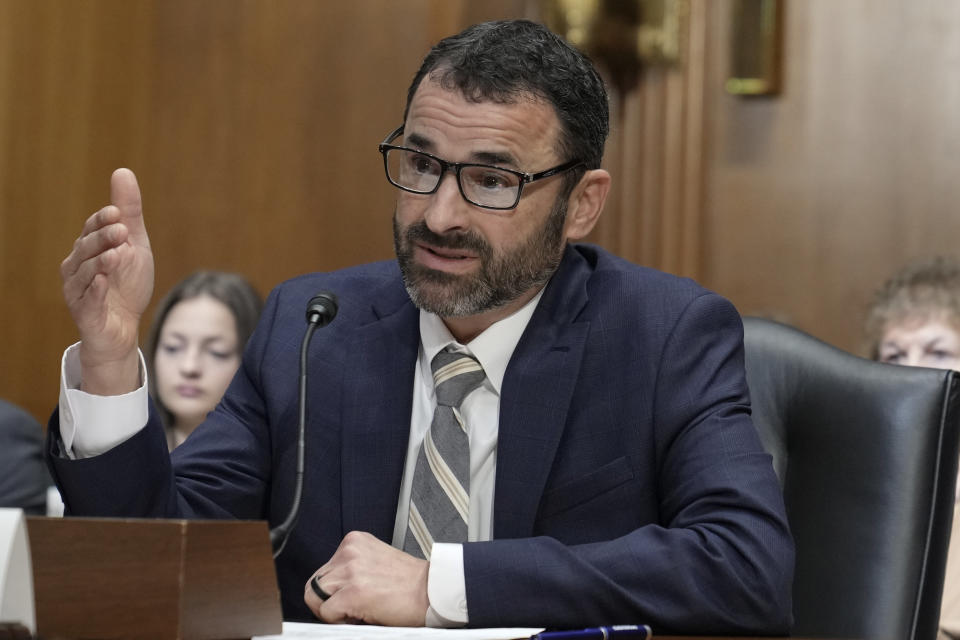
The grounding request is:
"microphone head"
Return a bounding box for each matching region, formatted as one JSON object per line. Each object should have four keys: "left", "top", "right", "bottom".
{"left": 305, "top": 292, "right": 338, "bottom": 327}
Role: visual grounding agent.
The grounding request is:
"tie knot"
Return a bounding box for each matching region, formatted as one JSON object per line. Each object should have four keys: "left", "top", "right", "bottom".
{"left": 431, "top": 350, "right": 485, "bottom": 407}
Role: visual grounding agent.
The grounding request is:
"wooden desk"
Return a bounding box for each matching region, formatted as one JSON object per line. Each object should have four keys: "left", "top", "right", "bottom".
{"left": 27, "top": 517, "right": 282, "bottom": 640}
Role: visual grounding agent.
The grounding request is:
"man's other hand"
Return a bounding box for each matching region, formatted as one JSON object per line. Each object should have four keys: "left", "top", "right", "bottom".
{"left": 304, "top": 531, "right": 429, "bottom": 626}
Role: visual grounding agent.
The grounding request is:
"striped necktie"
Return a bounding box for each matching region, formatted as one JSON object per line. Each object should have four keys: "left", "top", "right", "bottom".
{"left": 403, "top": 349, "right": 485, "bottom": 560}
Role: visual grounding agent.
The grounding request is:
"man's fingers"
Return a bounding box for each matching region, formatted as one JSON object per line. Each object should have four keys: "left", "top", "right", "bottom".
{"left": 61, "top": 221, "right": 128, "bottom": 282}
{"left": 304, "top": 574, "right": 330, "bottom": 619}
{"left": 79, "top": 205, "right": 120, "bottom": 239}
{"left": 70, "top": 272, "right": 110, "bottom": 317}
{"left": 62, "top": 245, "right": 122, "bottom": 308}
{"left": 311, "top": 588, "right": 365, "bottom": 626}
{"left": 62, "top": 166, "right": 147, "bottom": 285}
{"left": 308, "top": 590, "right": 351, "bottom": 625}
{"left": 310, "top": 575, "right": 331, "bottom": 601}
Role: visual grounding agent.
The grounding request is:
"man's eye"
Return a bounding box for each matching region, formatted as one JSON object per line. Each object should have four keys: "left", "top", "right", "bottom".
{"left": 881, "top": 352, "right": 903, "bottom": 364}
{"left": 411, "top": 155, "right": 435, "bottom": 174}
{"left": 483, "top": 175, "right": 508, "bottom": 189}
{"left": 471, "top": 170, "right": 511, "bottom": 191}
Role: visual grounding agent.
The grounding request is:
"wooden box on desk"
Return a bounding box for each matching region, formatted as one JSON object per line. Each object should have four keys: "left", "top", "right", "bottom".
{"left": 25, "top": 517, "right": 282, "bottom": 640}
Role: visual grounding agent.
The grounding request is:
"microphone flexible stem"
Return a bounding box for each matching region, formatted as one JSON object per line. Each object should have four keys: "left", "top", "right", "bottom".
{"left": 271, "top": 320, "right": 319, "bottom": 558}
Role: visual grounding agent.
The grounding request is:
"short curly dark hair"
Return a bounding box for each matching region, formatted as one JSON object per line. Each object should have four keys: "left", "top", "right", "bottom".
{"left": 864, "top": 256, "right": 960, "bottom": 360}
{"left": 403, "top": 19, "right": 609, "bottom": 197}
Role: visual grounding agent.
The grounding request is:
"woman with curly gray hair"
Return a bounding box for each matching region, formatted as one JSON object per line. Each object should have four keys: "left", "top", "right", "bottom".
{"left": 865, "top": 256, "right": 960, "bottom": 370}
{"left": 866, "top": 256, "right": 960, "bottom": 640}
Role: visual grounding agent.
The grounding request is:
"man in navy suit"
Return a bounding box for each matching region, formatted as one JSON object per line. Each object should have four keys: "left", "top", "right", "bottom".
{"left": 50, "top": 20, "right": 793, "bottom": 634}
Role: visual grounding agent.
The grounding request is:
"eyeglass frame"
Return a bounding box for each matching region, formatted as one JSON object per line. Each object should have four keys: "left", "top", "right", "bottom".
{"left": 377, "top": 125, "right": 584, "bottom": 211}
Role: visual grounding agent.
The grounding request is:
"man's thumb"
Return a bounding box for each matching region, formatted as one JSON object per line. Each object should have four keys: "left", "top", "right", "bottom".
{"left": 110, "top": 168, "right": 142, "bottom": 219}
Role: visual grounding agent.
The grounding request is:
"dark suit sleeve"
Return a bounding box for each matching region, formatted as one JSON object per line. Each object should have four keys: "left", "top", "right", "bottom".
{"left": 462, "top": 293, "right": 794, "bottom": 635}
{"left": 46, "top": 288, "right": 283, "bottom": 521}
{"left": 0, "top": 401, "right": 51, "bottom": 514}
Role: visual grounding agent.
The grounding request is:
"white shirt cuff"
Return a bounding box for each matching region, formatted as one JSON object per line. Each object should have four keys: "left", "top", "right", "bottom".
{"left": 424, "top": 543, "right": 468, "bottom": 627}
{"left": 59, "top": 342, "right": 150, "bottom": 459}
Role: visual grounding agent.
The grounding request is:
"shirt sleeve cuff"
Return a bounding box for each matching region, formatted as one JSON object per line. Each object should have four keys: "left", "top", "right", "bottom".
{"left": 424, "top": 543, "right": 468, "bottom": 627}
{"left": 59, "top": 342, "right": 150, "bottom": 459}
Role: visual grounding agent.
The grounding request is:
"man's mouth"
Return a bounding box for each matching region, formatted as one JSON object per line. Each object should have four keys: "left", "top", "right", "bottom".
{"left": 415, "top": 243, "right": 480, "bottom": 273}
{"left": 421, "top": 243, "right": 476, "bottom": 260}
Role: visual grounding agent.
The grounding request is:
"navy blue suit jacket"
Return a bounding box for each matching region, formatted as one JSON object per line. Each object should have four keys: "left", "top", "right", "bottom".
{"left": 49, "top": 244, "right": 793, "bottom": 634}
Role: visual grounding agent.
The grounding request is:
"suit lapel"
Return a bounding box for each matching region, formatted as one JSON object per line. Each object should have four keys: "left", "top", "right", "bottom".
{"left": 494, "top": 247, "right": 592, "bottom": 539}
{"left": 339, "top": 280, "right": 420, "bottom": 542}
{"left": 336, "top": 246, "right": 595, "bottom": 542}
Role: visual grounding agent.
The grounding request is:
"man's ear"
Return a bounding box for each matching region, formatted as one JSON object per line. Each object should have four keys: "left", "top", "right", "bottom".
{"left": 563, "top": 169, "right": 611, "bottom": 241}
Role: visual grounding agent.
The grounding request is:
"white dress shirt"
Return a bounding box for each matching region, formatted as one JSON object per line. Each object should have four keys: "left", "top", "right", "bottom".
{"left": 57, "top": 289, "right": 543, "bottom": 626}
{"left": 394, "top": 291, "right": 543, "bottom": 624}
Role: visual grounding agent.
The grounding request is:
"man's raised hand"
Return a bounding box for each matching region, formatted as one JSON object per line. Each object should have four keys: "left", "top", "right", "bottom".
{"left": 60, "top": 168, "right": 155, "bottom": 395}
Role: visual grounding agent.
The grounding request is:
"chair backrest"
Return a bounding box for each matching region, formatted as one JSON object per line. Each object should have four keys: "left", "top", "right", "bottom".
{"left": 742, "top": 316, "right": 960, "bottom": 640}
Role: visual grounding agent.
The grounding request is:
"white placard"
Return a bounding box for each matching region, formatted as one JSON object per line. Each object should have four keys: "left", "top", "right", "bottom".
{"left": 0, "top": 508, "right": 35, "bottom": 633}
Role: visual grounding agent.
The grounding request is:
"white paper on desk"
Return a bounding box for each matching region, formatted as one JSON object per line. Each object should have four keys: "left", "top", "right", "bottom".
{"left": 253, "top": 621, "right": 544, "bottom": 640}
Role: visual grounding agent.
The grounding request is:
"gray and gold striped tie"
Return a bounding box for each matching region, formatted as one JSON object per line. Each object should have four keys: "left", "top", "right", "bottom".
{"left": 403, "top": 349, "right": 485, "bottom": 560}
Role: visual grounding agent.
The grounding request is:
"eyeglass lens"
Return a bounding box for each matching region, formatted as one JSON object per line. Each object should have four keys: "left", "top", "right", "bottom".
{"left": 384, "top": 148, "right": 520, "bottom": 209}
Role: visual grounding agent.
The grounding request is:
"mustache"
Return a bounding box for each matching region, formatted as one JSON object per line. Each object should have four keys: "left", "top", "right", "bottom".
{"left": 403, "top": 220, "right": 491, "bottom": 257}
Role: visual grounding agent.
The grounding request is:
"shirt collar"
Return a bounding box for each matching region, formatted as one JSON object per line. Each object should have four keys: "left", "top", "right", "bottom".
{"left": 418, "top": 289, "right": 545, "bottom": 395}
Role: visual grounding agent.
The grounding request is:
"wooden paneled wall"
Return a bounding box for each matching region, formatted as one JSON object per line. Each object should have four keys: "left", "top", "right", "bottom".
{"left": 589, "top": 0, "right": 960, "bottom": 356}
{"left": 699, "top": 0, "right": 960, "bottom": 353}
{"left": 0, "top": 0, "right": 526, "bottom": 421}
{"left": 4, "top": 0, "right": 960, "bottom": 421}
{"left": 589, "top": 1, "right": 709, "bottom": 280}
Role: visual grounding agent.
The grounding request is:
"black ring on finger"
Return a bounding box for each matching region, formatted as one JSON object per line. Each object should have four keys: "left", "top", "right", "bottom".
{"left": 311, "top": 574, "right": 331, "bottom": 601}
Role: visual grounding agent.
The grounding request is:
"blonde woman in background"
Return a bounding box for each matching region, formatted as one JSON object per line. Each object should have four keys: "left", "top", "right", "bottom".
{"left": 145, "top": 271, "right": 262, "bottom": 451}
{"left": 866, "top": 256, "right": 960, "bottom": 640}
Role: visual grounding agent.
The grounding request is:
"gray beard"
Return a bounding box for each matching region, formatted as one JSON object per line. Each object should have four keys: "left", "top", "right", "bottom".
{"left": 393, "top": 196, "right": 568, "bottom": 317}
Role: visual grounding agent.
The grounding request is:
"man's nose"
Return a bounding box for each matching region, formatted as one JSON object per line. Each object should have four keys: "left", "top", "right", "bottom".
{"left": 423, "top": 172, "right": 471, "bottom": 234}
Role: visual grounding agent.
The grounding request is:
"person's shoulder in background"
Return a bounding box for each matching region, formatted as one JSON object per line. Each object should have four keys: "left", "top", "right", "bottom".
{"left": 0, "top": 398, "right": 53, "bottom": 514}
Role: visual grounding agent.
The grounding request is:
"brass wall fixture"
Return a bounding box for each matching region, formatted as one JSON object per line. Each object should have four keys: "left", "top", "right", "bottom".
{"left": 726, "top": 0, "right": 782, "bottom": 95}
{"left": 541, "top": 0, "right": 686, "bottom": 92}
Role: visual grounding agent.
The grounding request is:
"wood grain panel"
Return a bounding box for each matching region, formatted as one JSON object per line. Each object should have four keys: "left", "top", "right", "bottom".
{"left": 27, "top": 516, "right": 281, "bottom": 639}
{"left": 0, "top": 0, "right": 526, "bottom": 421}
{"left": 700, "top": 0, "right": 960, "bottom": 353}
{"left": 19, "top": 0, "right": 948, "bottom": 419}
{"left": 588, "top": 0, "right": 709, "bottom": 281}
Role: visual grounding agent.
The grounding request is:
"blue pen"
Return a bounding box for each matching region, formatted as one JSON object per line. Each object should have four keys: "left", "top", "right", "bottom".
{"left": 530, "top": 624, "right": 653, "bottom": 640}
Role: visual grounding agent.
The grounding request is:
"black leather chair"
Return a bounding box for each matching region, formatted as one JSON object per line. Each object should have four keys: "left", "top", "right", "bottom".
{"left": 742, "top": 316, "right": 960, "bottom": 640}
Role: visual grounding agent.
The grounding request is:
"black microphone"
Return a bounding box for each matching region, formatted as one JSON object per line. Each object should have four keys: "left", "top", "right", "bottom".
{"left": 270, "top": 292, "right": 339, "bottom": 557}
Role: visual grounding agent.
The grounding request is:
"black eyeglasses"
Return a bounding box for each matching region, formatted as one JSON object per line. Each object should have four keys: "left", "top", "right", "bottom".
{"left": 377, "top": 125, "right": 583, "bottom": 211}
